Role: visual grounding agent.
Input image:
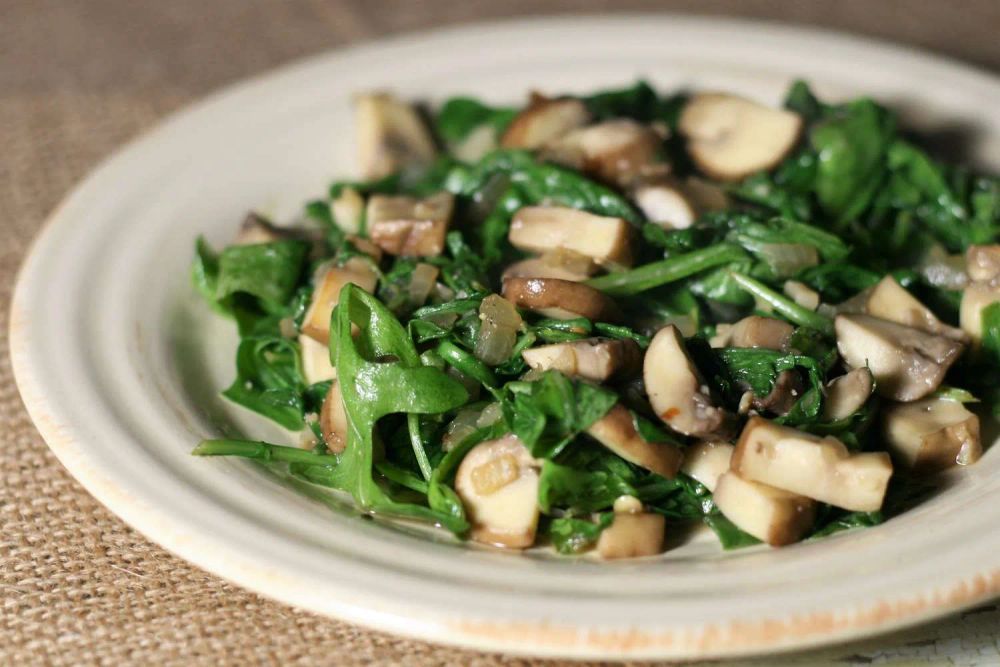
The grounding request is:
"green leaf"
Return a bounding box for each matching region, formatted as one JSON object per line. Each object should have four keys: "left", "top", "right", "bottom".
{"left": 435, "top": 97, "right": 516, "bottom": 145}
{"left": 547, "top": 514, "right": 614, "bottom": 554}
{"left": 216, "top": 240, "right": 309, "bottom": 308}
{"left": 221, "top": 333, "right": 306, "bottom": 430}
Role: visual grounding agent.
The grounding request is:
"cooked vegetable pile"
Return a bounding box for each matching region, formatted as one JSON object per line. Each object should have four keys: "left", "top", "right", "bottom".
{"left": 191, "top": 81, "right": 1000, "bottom": 558}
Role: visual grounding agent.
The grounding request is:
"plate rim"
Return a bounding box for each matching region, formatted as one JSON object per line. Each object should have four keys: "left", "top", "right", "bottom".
{"left": 10, "top": 13, "right": 1000, "bottom": 660}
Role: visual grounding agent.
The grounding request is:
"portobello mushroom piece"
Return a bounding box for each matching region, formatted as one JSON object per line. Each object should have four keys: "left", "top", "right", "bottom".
{"left": 500, "top": 96, "right": 590, "bottom": 149}
{"left": 966, "top": 245, "right": 1000, "bottom": 282}
{"left": 508, "top": 206, "right": 632, "bottom": 268}
{"left": 631, "top": 177, "right": 729, "bottom": 230}
{"left": 714, "top": 472, "right": 816, "bottom": 547}
{"left": 644, "top": 325, "right": 732, "bottom": 437}
{"left": 521, "top": 337, "right": 642, "bottom": 382}
{"left": 822, "top": 367, "right": 874, "bottom": 421}
{"left": 597, "top": 509, "right": 666, "bottom": 559}
{"left": 732, "top": 416, "right": 893, "bottom": 512}
{"left": 300, "top": 335, "right": 337, "bottom": 384}
{"left": 883, "top": 398, "right": 981, "bottom": 474}
{"left": 234, "top": 213, "right": 289, "bottom": 245}
{"left": 729, "top": 315, "right": 794, "bottom": 350}
{"left": 960, "top": 281, "right": 1000, "bottom": 344}
{"left": 366, "top": 192, "right": 454, "bottom": 257}
{"left": 861, "top": 276, "right": 967, "bottom": 342}
{"left": 678, "top": 93, "right": 803, "bottom": 181}
{"left": 680, "top": 441, "right": 734, "bottom": 492}
{"left": 355, "top": 92, "right": 437, "bottom": 179}
{"left": 835, "top": 314, "right": 965, "bottom": 402}
{"left": 501, "top": 250, "right": 597, "bottom": 283}
{"left": 586, "top": 404, "right": 684, "bottom": 479}
{"left": 301, "top": 258, "right": 379, "bottom": 344}
{"left": 454, "top": 435, "right": 540, "bottom": 549}
{"left": 501, "top": 277, "right": 620, "bottom": 321}
{"left": 330, "top": 187, "right": 364, "bottom": 235}
{"left": 544, "top": 119, "right": 668, "bottom": 187}
{"left": 319, "top": 380, "right": 349, "bottom": 454}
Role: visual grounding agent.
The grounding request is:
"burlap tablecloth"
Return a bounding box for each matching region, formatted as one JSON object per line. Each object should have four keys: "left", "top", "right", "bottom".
{"left": 4, "top": 2, "right": 1000, "bottom": 665}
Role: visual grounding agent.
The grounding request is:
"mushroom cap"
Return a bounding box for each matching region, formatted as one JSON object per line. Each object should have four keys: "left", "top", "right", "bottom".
{"left": 508, "top": 206, "right": 633, "bottom": 268}
{"left": 678, "top": 92, "right": 803, "bottom": 181}
{"left": 586, "top": 404, "right": 684, "bottom": 479}
{"left": 501, "top": 251, "right": 596, "bottom": 283}
{"left": 713, "top": 472, "right": 816, "bottom": 547}
{"left": 644, "top": 325, "right": 731, "bottom": 437}
{"left": 454, "top": 435, "right": 540, "bottom": 549}
{"left": 501, "top": 277, "right": 621, "bottom": 321}
{"left": 732, "top": 416, "right": 893, "bottom": 512}
{"left": 883, "top": 398, "right": 981, "bottom": 474}
{"left": 500, "top": 96, "right": 590, "bottom": 149}
{"left": 822, "top": 367, "right": 874, "bottom": 421}
{"left": 366, "top": 192, "right": 454, "bottom": 257}
{"left": 521, "top": 337, "right": 642, "bottom": 382}
{"left": 355, "top": 92, "right": 437, "bottom": 179}
{"left": 729, "top": 315, "right": 794, "bottom": 350}
{"left": 835, "top": 314, "right": 964, "bottom": 401}
{"left": 864, "top": 276, "right": 968, "bottom": 342}
{"left": 545, "top": 119, "right": 668, "bottom": 187}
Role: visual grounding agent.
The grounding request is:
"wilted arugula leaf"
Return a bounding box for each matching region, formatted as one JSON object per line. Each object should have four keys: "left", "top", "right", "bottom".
{"left": 222, "top": 333, "right": 306, "bottom": 431}
{"left": 546, "top": 514, "right": 614, "bottom": 555}
{"left": 503, "top": 370, "right": 618, "bottom": 458}
{"left": 215, "top": 239, "right": 309, "bottom": 309}
{"left": 435, "top": 97, "right": 516, "bottom": 145}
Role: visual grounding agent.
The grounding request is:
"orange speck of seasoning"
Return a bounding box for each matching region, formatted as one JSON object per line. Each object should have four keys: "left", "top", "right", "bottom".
{"left": 661, "top": 407, "right": 680, "bottom": 421}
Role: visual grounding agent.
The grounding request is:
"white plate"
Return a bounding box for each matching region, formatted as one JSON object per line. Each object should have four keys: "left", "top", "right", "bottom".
{"left": 11, "top": 16, "right": 1000, "bottom": 661}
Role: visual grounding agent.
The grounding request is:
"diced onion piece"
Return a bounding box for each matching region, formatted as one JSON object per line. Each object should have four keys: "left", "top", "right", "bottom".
{"left": 756, "top": 243, "right": 819, "bottom": 278}
{"left": 442, "top": 407, "right": 483, "bottom": 451}
{"left": 475, "top": 294, "right": 523, "bottom": 366}
{"left": 407, "top": 263, "right": 439, "bottom": 308}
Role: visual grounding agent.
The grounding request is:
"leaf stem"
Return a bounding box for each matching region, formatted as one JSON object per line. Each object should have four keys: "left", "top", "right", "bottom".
{"left": 729, "top": 272, "right": 835, "bottom": 335}
{"left": 585, "top": 244, "right": 747, "bottom": 295}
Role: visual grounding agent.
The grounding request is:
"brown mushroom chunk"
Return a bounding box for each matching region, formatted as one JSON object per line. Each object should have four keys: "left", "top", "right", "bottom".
{"left": 732, "top": 417, "right": 893, "bottom": 512}
{"left": 508, "top": 206, "right": 632, "bottom": 267}
{"left": 750, "top": 370, "right": 804, "bottom": 417}
{"left": 714, "top": 472, "right": 816, "bottom": 547}
{"left": 960, "top": 281, "right": 1000, "bottom": 344}
{"left": 301, "top": 259, "right": 379, "bottom": 344}
{"left": 680, "top": 441, "right": 734, "bottom": 492}
{"left": 966, "top": 245, "right": 1000, "bottom": 282}
{"left": 544, "top": 119, "right": 668, "bottom": 187}
{"left": 366, "top": 192, "right": 453, "bottom": 257}
{"left": 883, "top": 399, "right": 981, "bottom": 474}
{"left": 586, "top": 404, "right": 684, "bottom": 479}
{"left": 234, "top": 213, "right": 290, "bottom": 245}
{"left": 835, "top": 314, "right": 965, "bottom": 401}
{"left": 319, "top": 380, "right": 349, "bottom": 454}
{"left": 521, "top": 338, "right": 641, "bottom": 382}
{"left": 822, "top": 368, "right": 874, "bottom": 421}
{"left": 644, "top": 325, "right": 731, "bottom": 437}
{"left": 454, "top": 435, "right": 540, "bottom": 549}
{"left": 356, "top": 93, "right": 437, "bottom": 179}
{"left": 596, "top": 512, "right": 666, "bottom": 559}
{"left": 501, "top": 250, "right": 597, "bottom": 283}
{"left": 729, "top": 315, "right": 794, "bottom": 350}
{"left": 678, "top": 93, "right": 803, "bottom": 181}
{"left": 501, "top": 96, "right": 590, "bottom": 149}
{"left": 862, "top": 276, "right": 967, "bottom": 342}
{"left": 501, "top": 277, "right": 620, "bottom": 321}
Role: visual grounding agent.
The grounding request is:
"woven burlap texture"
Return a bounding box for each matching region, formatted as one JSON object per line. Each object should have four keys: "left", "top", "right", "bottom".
{"left": 3, "top": 2, "right": 1000, "bottom": 665}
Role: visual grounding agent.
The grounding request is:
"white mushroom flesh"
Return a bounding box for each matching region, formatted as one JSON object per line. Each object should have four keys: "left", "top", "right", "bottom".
{"left": 501, "top": 250, "right": 596, "bottom": 283}
{"left": 680, "top": 441, "right": 734, "bottom": 492}
{"left": 501, "top": 97, "right": 590, "bottom": 149}
{"left": 966, "top": 245, "right": 1000, "bottom": 282}
{"left": 644, "top": 325, "right": 730, "bottom": 437}
{"left": 783, "top": 280, "right": 821, "bottom": 311}
{"left": 732, "top": 416, "right": 893, "bottom": 512}
{"left": 301, "top": 258, "right": 379, "bottom": 344}
{"left": 300, "top": 335, "right": 337, "bottom": 384}
{"left": 632, "top": 181, "right": 698, "bottom": 229}
{"left": 508, "top": 206, "right": 632, "bottom": 268}
{"left": 835, "top": 314, "right": 965, "bottom": 401}
{"left": 356, "top": 93, "right": 437, "bottom": 179}
{"left": 863, "top": 276, "right": 967, "bottom": 341}
{"left": 366, "top": 192, "right": 454, "bottom": 257}
{"left": 883, "top": 398, "right": 981, "bottom": 473}
{"left": 454, "top": 435, "right": 540, "bottom": 549}
{"left": 960, "top": 281, "right": 1000, "bottom": 344}
{"left": 521, "top": 338, "right": 641, "bottom": 382}
{"left": 729, "top": 315, "right": 794, "bottom": 350}
{"left": 586, "top": 404, "right": 684, "bottom": 479}
{"left": 319, "top": 380, "right": 349, "bottom": 454}
{"left": 713, "top": 471, "right": 816, "bottom": 546}
{"left": 330, "top": 187, "right": 365, "bottom": 235}
{"left": 822, "top": 368, "right": 874, "bottom": 421}
{"left": 678, "top": 93, "right": 803, "bottom": 181}
{"left": 596, "top": 512, "right": 665, "bottom": 559}
{"left": 546, "top": 119, "right": 667, "bottom": 187}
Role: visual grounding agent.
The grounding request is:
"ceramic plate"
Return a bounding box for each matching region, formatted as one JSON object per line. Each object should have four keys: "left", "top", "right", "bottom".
{"left": 11, "top": 16, "right": 1000, "bottom": 660}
